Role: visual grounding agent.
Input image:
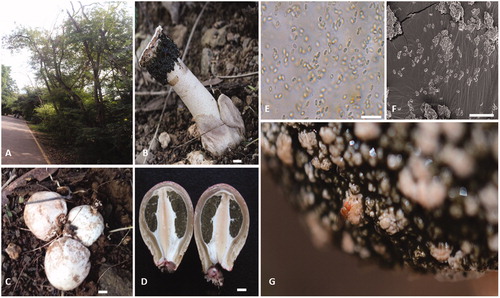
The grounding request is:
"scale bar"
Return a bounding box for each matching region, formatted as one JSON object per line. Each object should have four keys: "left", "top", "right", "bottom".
{"left": 233, "top": 160, "right": 243, "bottom": 164}
{"left": 361, "top": 115, "right": 383, "bottom": 119}
{"left": 237, "top": 288, "right": 247, "bottom": 292}
{"left": 98, "top": 290, "right": 108, "bottom": 294}
{"left": 469, "top": 113, "right": 494, "bottom": 118}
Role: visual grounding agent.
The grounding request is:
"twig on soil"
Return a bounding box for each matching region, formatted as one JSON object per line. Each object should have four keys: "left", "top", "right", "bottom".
{"left": 135, "top": 90, "right": 170, "bottom": 96}
{"left": 95, "top": 180, "right": 114, "bottom": 190}
{"left": 115, "top": 229, "right": 131, "bottom": 247}
{"left": 171, "top": 122, "right": 226, "bottom": 150}
{"left": 108, "top": 226, "right": 133, "bottom": 233}
{"left": 245, "top": 138, "right": 259, "bottom": 147}
{"left": 24, "top": 195, "right": 70, "bottom": 205}
{"left": 2, "top": 168, "right": 58, "bottom": 205}
{"left": 26, "top": 236, "right": 59, "bottom": 253}
{"left": 13, "top": 254, "right": 39, "bottom": 292}
{"left": 246, "top": 105, "right": 257, "bottom": 116}
{"left": 2, "top": 171, "right": 17, "bottom": 190}
{"left": 140, "top": 2, "right": 209, "bottom": 164}
{"left": 182, "top": 3, "right": 208, "bottom": 61}
{"left": 96, "top": 260, "right": 130, "bottom": 283}
{"left": 217, "top": 71, "right": 259, "bottom": 79}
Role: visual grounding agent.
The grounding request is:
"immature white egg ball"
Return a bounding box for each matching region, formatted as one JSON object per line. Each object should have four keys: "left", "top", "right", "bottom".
{"left": 44, "top": 237, "right": 91, "bottom": 291}
{"left": 68, "top": 205, "right": 104, "bottom": 246}
{"left": 24, "top": 191, "right": 67, "bottom": 241}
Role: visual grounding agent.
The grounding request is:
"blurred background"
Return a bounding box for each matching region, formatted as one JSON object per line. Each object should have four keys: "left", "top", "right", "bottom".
{"left": 261, "top": 170, "right": 498, "bottom": 295}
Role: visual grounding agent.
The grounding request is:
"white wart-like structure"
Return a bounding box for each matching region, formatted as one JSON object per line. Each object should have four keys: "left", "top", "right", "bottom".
{"left": 139, "top": 181, "right": 194, "bottom": 273}
{"left": 139, "top": 26, "right": 245, "bottom": 156}
{"left": 194, "top": 183, "right": 250, "bottom": 286}
{"left": 262, "top": 122, "right": 498, "bottom": 280}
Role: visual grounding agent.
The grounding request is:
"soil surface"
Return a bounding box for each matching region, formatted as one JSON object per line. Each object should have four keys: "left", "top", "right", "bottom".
{"left": 30, "top": 129, "right": 78, "bottom": 165}
{"left": 1, "top": 168, "right": 133, "bottom": 296}
{"left": 135, "top": 2, "right": 259, "bottom": 165}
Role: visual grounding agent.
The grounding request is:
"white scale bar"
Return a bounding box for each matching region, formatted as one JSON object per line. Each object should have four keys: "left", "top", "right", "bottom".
{"left": 98, "top": 290, "right": 108, "bottom": 294}
{"left": 361, "top": 115, "right": 383, "bottom": 119}
{"left": 233, "top": 160, "right": 243, "bottom": 164}
{"left": 469, "top": 113, "right": 494, "bottom": 118}
{"left": 237, "top": 288, "right": 247, "bottom": 292}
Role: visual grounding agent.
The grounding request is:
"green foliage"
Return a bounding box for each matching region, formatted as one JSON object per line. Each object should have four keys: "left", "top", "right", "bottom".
{"left": 4, "top": 2, "right": 133, "bottom": 164}
{"left": 1, "top": 65, "right": 18, "bottom": 114}
{"left": 33, "top": 104, "right": 57, "bottom": 129}
{"left": 13, "top": 92, "right": 40, "bottom": 121}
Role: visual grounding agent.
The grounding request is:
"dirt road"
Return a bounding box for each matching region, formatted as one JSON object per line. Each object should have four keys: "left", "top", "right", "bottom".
{"left": 2, "top": 116, "right": 50, "bottom": 164}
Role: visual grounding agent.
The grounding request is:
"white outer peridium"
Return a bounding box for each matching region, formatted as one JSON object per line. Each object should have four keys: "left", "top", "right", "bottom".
{"left": 194, "top": 184, "right": 250, "bottom": 277}
{"left": 67, "top": 205, "right": 104, "bottom": 246}
{"left": 139, "top": 181, "right": 194, "bottom": 272}
{"left": 44, "top": 237, "right": 91, "bottom": 291}
{"left": 23, "top": 191, "right": 67, "bottom": 241}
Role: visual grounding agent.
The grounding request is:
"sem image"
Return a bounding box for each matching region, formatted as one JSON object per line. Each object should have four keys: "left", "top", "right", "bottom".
{"left": 387, "top": 2, "right": 498, "bottom": 119}
{"left": 2, "top": 168, "right": 133, "bottom": 296}
{"left": 261, "top": 122, "right": 497, "bottom": 295}
{"left": 135, "top": 168, "right": 258, "bottom": 296}
{"left": 261, "top": 2, "right": 385, "bottom": 120}
{"left": 135, "top": 2, "right": 258, "bottom": 165}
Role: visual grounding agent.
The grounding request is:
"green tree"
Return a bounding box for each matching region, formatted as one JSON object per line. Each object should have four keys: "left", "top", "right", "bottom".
{"left": 3, "top": 2, "right": 132, "bottom": 164}
{"left": 1, "top": 65, "right": 18, "bottom": 114}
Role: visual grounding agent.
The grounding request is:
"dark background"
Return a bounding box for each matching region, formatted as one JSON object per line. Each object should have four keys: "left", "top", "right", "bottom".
{"left": 135, "top": 168, "right": 258, "bottom": 296}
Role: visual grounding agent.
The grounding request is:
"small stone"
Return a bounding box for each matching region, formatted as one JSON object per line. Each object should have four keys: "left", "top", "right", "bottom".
{"left": 158, "top": 132, "right": 171, "bottom": 149}
{"left": 226, "top": 32, "right": 240, "bottom": 42}
{"left": 5, "top": 243, "right": 21, "bottom": 260}
{"left": 187, "top": 151, "right": 213, "bottom": 165}
{"left": 162, "top": 2, "right": 181, "bottom": 24}
{"left": 242, "top": 37, "right": 251, "bottom": 49}
{"left": 201, "top": 48, "right": 214, "bottom": 77}
{"left": 231, "top": 96, "right": 243, "bottom": 110}
{"left": 201, "top": 27, "right": 227, "bottom": 48}
{"left": 188, "top": 124, "right": 200, "bottom": 138}
{"left": 225, "top": 62, "right": 235, "bottom": 74}
{"left": 170, "top": 25, "right": 188, "bottom": 49}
